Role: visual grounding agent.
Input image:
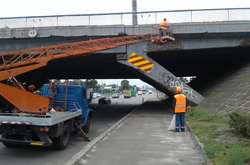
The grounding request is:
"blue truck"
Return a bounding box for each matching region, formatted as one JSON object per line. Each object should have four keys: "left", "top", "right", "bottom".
{"left": 0, "top": 83, "right": 93, "bottom": 149}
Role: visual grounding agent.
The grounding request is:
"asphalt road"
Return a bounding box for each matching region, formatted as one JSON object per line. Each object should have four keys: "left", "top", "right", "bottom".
{"left": 0, "top": 96, "right": 143, "bottom": 165}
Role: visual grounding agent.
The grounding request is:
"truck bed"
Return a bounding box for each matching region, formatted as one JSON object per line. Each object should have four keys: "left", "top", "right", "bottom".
{"left": 0, "top": 111, "right": 82, "bottom": 126}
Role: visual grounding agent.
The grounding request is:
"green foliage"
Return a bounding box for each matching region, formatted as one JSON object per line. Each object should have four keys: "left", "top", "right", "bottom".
{"left": 187, "top": 107, "right": 223, "bottom": 123}
{"left": 229, "top": 112, "right": 250, "bottom": 138}
{"left": 120, "top": 80, "right": 130, "bottom": 90}
{"left": 85, "top": 79, "right": 98, "bottom": 89}
{"left": 205, "top": 142, "right": 224, "bottom": 159}
{"left": 225, "top": 145, "right": 249, "bottom": 165}
{"left": 187, "top": 107, "right": 250, "bottom": 165}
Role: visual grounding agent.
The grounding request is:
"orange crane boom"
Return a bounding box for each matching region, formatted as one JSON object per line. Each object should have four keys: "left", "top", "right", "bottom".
{"left": 0, "top": 35, "right": 153, "bottom": 81}
{"left": 0, "top": 34, "right": 173, "bottom": 114}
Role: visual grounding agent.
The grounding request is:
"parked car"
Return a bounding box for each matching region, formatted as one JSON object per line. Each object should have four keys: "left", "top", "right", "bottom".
{"left": 112, "top": 93, "right": 120, "bottom": 98}
{"left": 93, "top": 92, "right": 101, "bottom": 99}
{"left": 137, "top": 91, "right": 143, "bottom": 96}
{"left": 98, "top": 97, "right": 111, "bottom": 104}
{"left": 142, "top": 90, "right": 148, "bottom": 95}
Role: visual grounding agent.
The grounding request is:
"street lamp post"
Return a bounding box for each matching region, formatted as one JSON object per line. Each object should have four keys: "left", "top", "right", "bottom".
{"left": 132, "top": 0, "right": 138, "bottom": 25}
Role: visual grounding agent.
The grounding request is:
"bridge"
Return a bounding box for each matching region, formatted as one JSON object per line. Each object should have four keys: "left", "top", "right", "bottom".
{"left": 1, "top": 7, "right": 250, "bottom": 165}
{"left": 1, "top": 8, "right": 250, "bottom": 111}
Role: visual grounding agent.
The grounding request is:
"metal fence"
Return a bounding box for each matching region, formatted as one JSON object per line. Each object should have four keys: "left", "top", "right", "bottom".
{"left": 1, "top": 8, "right": 250, "bottom": 28}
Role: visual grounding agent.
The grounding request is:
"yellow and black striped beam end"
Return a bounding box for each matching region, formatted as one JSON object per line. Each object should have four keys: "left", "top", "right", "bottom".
{"left": 128, "top": 53, "right": 154, "bottom": 73}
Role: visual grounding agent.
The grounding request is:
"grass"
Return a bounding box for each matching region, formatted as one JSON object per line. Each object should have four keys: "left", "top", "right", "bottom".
{"left": 187, "top": 107, "right": 250, "bottom": 165}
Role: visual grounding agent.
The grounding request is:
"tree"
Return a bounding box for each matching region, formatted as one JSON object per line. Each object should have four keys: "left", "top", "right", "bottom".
{"left": 85, "top": 79, "right": 98, "bottom": 89}
{"left": 121, "top": 80, "right": 130, "bottom": 90}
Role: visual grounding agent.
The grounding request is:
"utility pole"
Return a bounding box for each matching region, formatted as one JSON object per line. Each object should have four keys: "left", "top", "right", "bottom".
{"left": 132, "top": 0, "right": 138, "bottom": 25}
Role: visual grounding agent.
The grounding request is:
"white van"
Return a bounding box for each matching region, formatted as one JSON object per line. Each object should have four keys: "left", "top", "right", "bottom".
{"left": 137, "top": 91, "right": 143, "bottom": 95}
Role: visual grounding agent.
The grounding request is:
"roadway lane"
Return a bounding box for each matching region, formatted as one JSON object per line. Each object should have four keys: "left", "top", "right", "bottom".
{"left": 0, "top": 97, "right": 142, "bottom": 165}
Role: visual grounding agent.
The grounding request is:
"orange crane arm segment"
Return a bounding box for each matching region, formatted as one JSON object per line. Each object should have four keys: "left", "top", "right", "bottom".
{"left": 0, "top": 35, "right": 153, "bottom": 114}
{"left": 0, "top": 62, "right": 48, "bottom": 81}
{"left": 0, "top": 82, "right": 50, "bottom": 113}
{"left": 0, "top": 35, "right": 152, "bottom": 80}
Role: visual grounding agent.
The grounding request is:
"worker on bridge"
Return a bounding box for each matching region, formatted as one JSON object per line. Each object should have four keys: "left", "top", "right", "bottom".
{"left": 159, "top": 18, "right": 169, "bottom": 36}
{"left": 173, "top": 86, "right": 188, "bottom": 132}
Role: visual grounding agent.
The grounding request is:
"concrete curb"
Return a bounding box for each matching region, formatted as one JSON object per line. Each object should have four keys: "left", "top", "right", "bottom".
{"left": 65, "top": 111, "right": 132, "bottom": 165}
{"left": 186, "top": 122, "right": 213, "bottom": 165}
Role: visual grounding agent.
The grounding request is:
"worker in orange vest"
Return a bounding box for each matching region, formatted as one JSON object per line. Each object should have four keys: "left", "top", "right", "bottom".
{"left": 173, "top": 86, "right": 188, "bottom": 132}
{"left": 159, "top": 18, "right": 169, "bottom": 36}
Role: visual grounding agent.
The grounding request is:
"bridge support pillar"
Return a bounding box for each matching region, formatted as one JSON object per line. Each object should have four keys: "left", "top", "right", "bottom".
{"left": 117, "top": 42, "right": 204, "bottom": 105}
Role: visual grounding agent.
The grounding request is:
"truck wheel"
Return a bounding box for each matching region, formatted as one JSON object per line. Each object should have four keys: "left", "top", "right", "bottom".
{"left": 1, "top": 135, "right": 18, "bottom": 148}
{"left": 82, "top": 114, "right": 92, "bottom": 134}
{"left": 53, "top": 129, "right": 70, "bottom": 150}
{"left": 2, "top": 142, "right": 17, "bottom": 148}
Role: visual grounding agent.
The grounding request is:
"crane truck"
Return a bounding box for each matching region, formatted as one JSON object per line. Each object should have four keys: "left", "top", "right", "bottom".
{"left": 0, "top": 82, "right": 93, "bottom": 149}
{"left": 0, "top": 34, "right": 173, "bottom": 149}
{"left": 0, "top": 35, "right": 150, "bottom": 149}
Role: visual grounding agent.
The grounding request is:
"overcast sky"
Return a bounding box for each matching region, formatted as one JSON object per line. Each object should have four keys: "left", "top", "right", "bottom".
{"left": 1, "top": 0, "right": 250, "bottom": 17}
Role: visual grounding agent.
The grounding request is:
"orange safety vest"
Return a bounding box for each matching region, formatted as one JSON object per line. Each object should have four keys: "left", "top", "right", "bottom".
{"left": 174, "top": 94, "right": 186, "bottom": 113}
{"left": 159, "top": 20, "right": 169, "bottom": 31}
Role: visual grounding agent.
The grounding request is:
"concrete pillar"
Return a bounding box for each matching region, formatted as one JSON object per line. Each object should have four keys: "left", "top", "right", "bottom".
{"left": 117, "top": 42, "right": 204, "bottom": 105}
{"left": 132, "top": 0, "right": 138, "bottom": 25}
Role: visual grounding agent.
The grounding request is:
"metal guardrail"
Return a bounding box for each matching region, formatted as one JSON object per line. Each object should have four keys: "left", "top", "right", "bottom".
{"left": 1, "top": 8, "right": 250, "bottom": 28}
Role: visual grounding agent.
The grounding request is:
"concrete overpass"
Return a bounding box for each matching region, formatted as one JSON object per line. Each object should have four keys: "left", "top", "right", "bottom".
{"left": 1, "top": 21, "right": 250, "bottom": 50}
{"left": 1, "top": 21, "right": 249, "bottom": 78}
{"left": 1, "top": 8, "right": 250, "bottom": 110}
{"left": 1, "top": 21, "right": 250, "bottom": 76}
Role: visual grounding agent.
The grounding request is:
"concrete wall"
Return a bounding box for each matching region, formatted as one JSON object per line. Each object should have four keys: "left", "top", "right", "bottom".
{"left": 201, "top": 63, "right": 250, "bottom": 113}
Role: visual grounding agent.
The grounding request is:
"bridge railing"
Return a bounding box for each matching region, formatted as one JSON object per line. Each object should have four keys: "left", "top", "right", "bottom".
{"left": 1, "top": 8, "right": 250, "bottom": 28}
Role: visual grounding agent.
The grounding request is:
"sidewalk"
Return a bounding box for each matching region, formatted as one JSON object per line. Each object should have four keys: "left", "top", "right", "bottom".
{"left": 75, "top": 102, "right": 205, "bottom": 165}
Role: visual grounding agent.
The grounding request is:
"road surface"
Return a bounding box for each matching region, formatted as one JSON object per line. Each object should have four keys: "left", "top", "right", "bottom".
{"left": 0, "top": 96, "right": 144, "bottom": 165}
{"left": 0, "top": 93, "right": 161, "bottom": 165}
{"left": 75, "top": 102, "right": 204, "bottom": 165}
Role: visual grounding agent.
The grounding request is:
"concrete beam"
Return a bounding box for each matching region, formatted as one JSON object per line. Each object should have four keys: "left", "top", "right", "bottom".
{"left": 117, "top": 42, "right": 204, "bottom": 105}
{"left": 1, "top": 21, "right": 250, "bottom": 39}
{"left": 148, "top": 35, "right": 250, "bottom": 51}
{"left": 1, "top": 33, "right": 249, "bottom": 53}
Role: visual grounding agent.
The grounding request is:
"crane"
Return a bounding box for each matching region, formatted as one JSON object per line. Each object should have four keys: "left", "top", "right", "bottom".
{"left": 0, "top": 34, "right": 173, "bottom": 114}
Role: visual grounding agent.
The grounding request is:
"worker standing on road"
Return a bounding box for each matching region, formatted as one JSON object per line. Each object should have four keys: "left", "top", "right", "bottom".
{"left": 159, "top": 18, "right": 169, "bottom": 36}
{"left": 173, "top": 86, "right": 188, "bottom": 132}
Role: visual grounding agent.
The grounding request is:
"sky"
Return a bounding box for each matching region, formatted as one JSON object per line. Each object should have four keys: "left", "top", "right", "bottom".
{"left": 0, "top": 0, "right": 250, "bottom": 17}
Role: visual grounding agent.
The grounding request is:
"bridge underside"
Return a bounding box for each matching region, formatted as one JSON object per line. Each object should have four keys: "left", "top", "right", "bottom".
{"left": 2, "top": 34, "right": 250, "bottom": 106}
{"left": 1, "top": 21, "right": 250, "bottom": 110}
{"left": 149, "top": 46, "right": 250, "bottom": 76}
{"left": 17, "top": 46, "right": 250, "bottom": 91}
{"left": 4, "top": 38, "right": 249, "bottom": 108}
{"left": 2, "top": 33, "right": 250, "bottom": 85}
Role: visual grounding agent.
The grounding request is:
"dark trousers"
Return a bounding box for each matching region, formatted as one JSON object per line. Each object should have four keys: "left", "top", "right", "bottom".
{"left": 159, "top": 29, "right": 166, "bottom": 36}
{"left": 175, "top": 113, "right": 185, "bottom": 132}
